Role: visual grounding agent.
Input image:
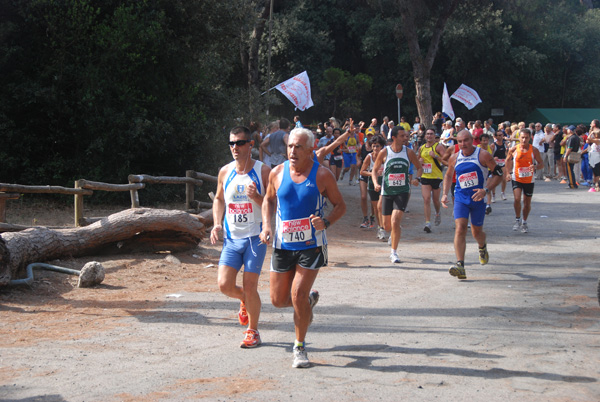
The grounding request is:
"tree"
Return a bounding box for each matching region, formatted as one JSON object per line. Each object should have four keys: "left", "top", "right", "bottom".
{"left": 395, "top": 0, "right": 462, "bottom": 127}
{"left": 319, "top": 68, "right": 373, "bottom": 118}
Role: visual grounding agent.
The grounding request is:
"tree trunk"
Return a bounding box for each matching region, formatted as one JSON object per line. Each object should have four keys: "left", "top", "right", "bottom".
{"left": 245, "top": 0, "right": 271, "bottom": 116}
{"left": 397, "top": 0, "right": 461, "bottom": 126}
{"left": 0, "top": 208, "right": 206, "bottom": 286}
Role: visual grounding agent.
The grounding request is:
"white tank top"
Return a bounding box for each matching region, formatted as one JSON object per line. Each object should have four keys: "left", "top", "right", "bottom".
{"left": 223, "top": 160, "right": 264, "bottom": 239}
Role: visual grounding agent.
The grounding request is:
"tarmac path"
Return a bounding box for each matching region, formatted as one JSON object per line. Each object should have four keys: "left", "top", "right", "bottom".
{"left": 1, "top": 178, "right": 599, "bottom": 401}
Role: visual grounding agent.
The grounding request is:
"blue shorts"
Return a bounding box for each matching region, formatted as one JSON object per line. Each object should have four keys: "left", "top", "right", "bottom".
{"left": 218, "top": 235, "right": 267, "bottom": 274}
{"left": 343, "top": 153, "right": 357, "bottom": 167}
{"left": 454, "top": 200, "right": 486, "bottom": 227}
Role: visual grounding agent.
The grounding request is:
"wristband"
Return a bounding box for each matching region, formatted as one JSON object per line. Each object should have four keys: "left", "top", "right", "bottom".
{"left": 323, "top": 218, "right": 331, "bottom": 229}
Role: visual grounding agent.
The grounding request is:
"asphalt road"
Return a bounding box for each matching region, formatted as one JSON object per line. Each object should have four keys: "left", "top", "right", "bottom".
{"left": 1, "top": 178, "right": 599, "bottom": 401}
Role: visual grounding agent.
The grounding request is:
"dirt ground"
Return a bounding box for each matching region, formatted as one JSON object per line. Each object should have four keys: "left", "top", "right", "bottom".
{"left": 1, "top": 180, "right": 599, "bottom": 401}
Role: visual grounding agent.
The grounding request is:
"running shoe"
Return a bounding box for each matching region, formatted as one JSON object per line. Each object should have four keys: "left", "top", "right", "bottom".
{"left": 491, "top": 194, "right": 496, "bottom": 203}
{"left": 449, "top": 261, "right": 466, "bottom": 280}
{"left": 589, "top": 187, "right": 598, "bottom": 193}
{"left": 485, "top": 205, "right": 492, "bottom": 215}
{"left": 424, "top": 222, "right": 432, "bottom": 233}
{"left": 512, "top": 219, "right": 521, "bottom": 231}
{"left": 308, "top": 290, "right": 319, "bottom": 324}
{"left": 390, "top": 252, "right": 400, "bottom": 264}
{"left": 559, "top": 179, "right": 567, "bottom": 184}
{"left": 376, "top": 227, "right": 384, "bottom": 239}
{"left": 238, "top": 301, "right": 249, "bottom": 326}
{"left": 501, "top": 192, "right": 506, "bottom": 200}
{"left": 387, "top": 235, "right": 392, "bottom": 245}
{"left": 292, "top": 346, "right": 310, "bottom": 368}
{"left": 369, "top": 216, "right": 375, "bottom": 228}
{"left": 348, "top": 180, "right": 353, "bottom": 186}
{"left": 434, "top": 213, "right": 441, "bottom": 226}
{"left": 521, "top": 222, "right": 528, "bottom": 233}
{"left": 360, "top": 217, "right": 369, "bottom": 228}
{"left": 478, "top": 244, "right": 489, "bottom": 265}
{"left": 240, "top": 329, "right": 261, "bottom": 348}
{"left": 581, "top": 181, "right": 589, "bottom": 186}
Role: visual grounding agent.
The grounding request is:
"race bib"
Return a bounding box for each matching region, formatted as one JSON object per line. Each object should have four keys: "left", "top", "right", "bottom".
{"left": 282, "top": 218, "right": 312, "bottom": 243}
{"left": 227, "top": 203, "right": 255, "bottom": 224}
{"left": 518, "top": 166, "right": 533, "bottom": 178}
{"left": 389, "top": 173, "right": 406, "bottom": 187}
{"left": 496, "top": 158, "right": 505, "bottom": 165}
{"left": 333, "top": 155, "right": 343, "bottom": 161}
{"left": 458, "top": 172, "right": 478, "bottom": 188}
{"left": 423, "top": 163, "right": 432, "bottom": 174}
{"left": 347, "top": 146, "right": 356, "bottom": 153}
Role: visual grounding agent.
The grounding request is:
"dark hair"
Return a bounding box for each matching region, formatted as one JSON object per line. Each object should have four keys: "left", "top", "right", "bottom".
{"left": 425, "top": 127, "right": 435, "bottom": 134}
{"left": 279, "top": 118, "right": 291, "bottom": 130}
{"left": 555, "top": 124, "right": 562, "bottom": 130}
{"left": 480, "top": 133, "right": 490, "bottom": 141}
{"left": 575, "top": 127, "right": 585, "bottom": 136}
{"left": 230, "top": 126, "right": 251, "bottom": 140}
{"left": 249, "top": 121, "right": 260, "bottom": 132}
{"left": 333, "top": 128, "right": 342, "bottom": 135}
{"left": 390, "top": 126, "right": 404, "bottom": 138}
{"left": 370, "top": 135, "right": 386, "bottom": 147}
{"left": 592, "top": 119, "right": 600, "bottom": 128}
{"left": 520, "top": 128, "right": 531, "bottom": 137}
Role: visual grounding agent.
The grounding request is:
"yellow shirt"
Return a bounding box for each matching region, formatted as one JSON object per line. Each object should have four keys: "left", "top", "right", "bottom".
{"left": 419, "top": 142, "right": 443, "bottom": 179}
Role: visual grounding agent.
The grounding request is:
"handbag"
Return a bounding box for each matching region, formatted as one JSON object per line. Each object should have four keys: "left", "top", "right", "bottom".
{"left": 567, "top": 151, "right": 581, "bottom": 164}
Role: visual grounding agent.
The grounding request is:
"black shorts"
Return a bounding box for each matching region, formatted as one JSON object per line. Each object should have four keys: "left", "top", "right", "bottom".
{"left": 381, "top": 193, "right": 410, "bottom": 215}
{"left": 368, "top": 189, "right": 380, "bottom": 202}
{"left": 359, "top": 175, "right": 368, "bottom": 183}
{"left": 592, "top": 162, "right": 600, "bottom": 177}
{"left": 512, "top": 180, "right": 534, "bottom": 197}
{"left": 420, "top": 178, "right": 442, "bottom": 189}
{"left": 270, "top": 246, "right": 327, "bottom": 272}
{"left": 330, "top": 157, "right": 343, "bottom": 168}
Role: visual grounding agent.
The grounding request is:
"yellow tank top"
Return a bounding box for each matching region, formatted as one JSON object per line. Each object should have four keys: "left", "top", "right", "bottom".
{"left": 419, "top": 142, "right": 443, "bottom": 179}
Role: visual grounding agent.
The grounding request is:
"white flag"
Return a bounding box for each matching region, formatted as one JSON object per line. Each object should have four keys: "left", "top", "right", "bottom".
{"left": 442, "top": 82, "right": 455, "bottom": 120}
{"left": 451, "top": 84, "right": 482, "bottom": 110}
{"left": 274, "top": 71, "right": 314, "bottom": 111}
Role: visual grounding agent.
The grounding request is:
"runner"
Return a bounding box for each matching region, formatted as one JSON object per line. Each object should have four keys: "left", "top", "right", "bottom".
{"left": 372, "top": 126, "right": 423, "bottom": 264}
{"left": 210, "top": 126, "right": 271, "bottom": 348}
{"left": 360, "top": 135, "right": 386, "bottom": 239}
{"left": 417, "top": 128, "right": 446, "bottom": 233}
{"left": 359, "top": 127, "right": 375, "bottom": 228}
{"left": 441, "top": 130, "right": 503, "bottom": 280}
{"left": 505, "top": 128, "right": 543, "bottom": 233}
{"left": 329, "top": 128, "right": 344, "bottom": 181}
{"left": 477, "top": 133, "right": 495, "bottom": 214}
{"left": 491, "top": 130, "right": 508, "bottom": 201}
{"left": 260, "top": 128, "right": 346, "bottom": 368}
{"left": 340, "top": 125, "right": 360, "bottom": 185}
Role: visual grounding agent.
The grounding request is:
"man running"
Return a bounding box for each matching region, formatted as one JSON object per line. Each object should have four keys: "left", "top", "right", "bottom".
{"left": 360, "top": 135, "right": 386, "bottom": 239}
{"left": 505, "top": 128, "right": 543, "bottom": 233}
{"left": 261, "top": 128, "right": 346, "bottom": 368}
{"left": 210, "top": 126, "right": 271, "bottom": 348}
{"left": 441, "top": 130, "right": 503, "bottom": 280}
{"left": 372, "top": 126, "right": 422, "bottom": 264}
{"left": 417, "top": 127, "right": 445, "bottom": 232}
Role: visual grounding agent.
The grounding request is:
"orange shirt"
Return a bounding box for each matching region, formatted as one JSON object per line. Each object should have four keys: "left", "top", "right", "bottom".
{"left": 513, "top": 145, "right": 534, "bottom": 183}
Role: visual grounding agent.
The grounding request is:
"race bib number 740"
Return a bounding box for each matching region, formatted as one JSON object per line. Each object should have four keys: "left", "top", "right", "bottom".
{"left": 282, "top": 218, "right": 312, "bottom": 243}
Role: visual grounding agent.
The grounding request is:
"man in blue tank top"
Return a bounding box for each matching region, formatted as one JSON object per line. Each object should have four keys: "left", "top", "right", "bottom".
{"left": 211, "top": 126, "right": 271, "bottom": 348}
{"left": 261, "top": 128, "right": 346, "bottom": 368}
{"left": 441, "top": 130, "right": 502, "bottom": 280}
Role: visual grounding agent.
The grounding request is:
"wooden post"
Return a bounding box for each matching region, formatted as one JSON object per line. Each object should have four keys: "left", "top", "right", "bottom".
{"left": 0, "top": 199, "right": 6, "bottom": 223}
{"left": 74, "top": 180, "right": 84, "bottom": 227}
{"left": 129, "top": 179, "right": 140, "bottom": 209}
{"left": 185, "top": 170, "right": 195, "bottom": 210}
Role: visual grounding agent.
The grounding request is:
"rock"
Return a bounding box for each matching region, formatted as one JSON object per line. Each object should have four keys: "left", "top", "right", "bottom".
{"left": 77, "top": 261, "right": 105, "bottom": 287}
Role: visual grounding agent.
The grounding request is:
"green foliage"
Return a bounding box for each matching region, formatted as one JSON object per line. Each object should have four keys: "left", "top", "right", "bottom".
{"left": 318, "top": 68, "right": 373, "bottom": 118}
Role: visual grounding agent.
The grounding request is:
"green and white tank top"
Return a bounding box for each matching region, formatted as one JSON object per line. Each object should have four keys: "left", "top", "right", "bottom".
{"left": 382, "top": 145, "right": 411, "bottom": 195}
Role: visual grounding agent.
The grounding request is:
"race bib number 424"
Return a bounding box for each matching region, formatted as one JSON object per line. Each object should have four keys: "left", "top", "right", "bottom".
{"left": 458, "top": 172, "right": 478, "bottom": 188}
{"left": 518, "top": 166, "right": 533, "bottom": 178}
{"left": 282, "top": 218, "right": 312, "bottom": 243}
{"left": 227, "top": 202, "right": 254, "bottom": 224}
{"left": 389, "top": 173, "right": 406, "bottom": 186}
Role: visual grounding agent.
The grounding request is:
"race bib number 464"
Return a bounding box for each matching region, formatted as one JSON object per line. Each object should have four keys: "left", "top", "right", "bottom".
{"left": 458, "top": 172, "right": 478, "bottom": 188}
{"left": 518, "top": 166, "right": 533, "bottom": 178}
{"left": 227, "top": 202, "right": 254, "bottom": 224}
{"left": 282, "top": 218, "right": 312, "bottom": 243}
{"left": 389, "top": 173, "right": 406, "bottom": 187}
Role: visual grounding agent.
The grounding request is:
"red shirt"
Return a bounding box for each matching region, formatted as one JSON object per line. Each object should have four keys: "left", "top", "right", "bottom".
{"left": 472, "top": 128, "right": 483, "bottom": 146}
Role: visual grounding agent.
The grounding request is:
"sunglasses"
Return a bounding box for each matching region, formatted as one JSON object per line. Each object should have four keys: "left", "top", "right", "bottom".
{"left": 228, "top": 140, "right": 251, "bottom": 147}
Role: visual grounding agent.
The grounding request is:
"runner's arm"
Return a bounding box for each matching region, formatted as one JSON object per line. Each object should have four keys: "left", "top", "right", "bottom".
{"left": 260, "top": 166, "right": 281, "bottom": 243}
{"left": 359, "top": 154, "right": 372, "bottom": 177}
{"left": 407, "top": 148, "right": 423, "bottom": 185}
{"left": 210, "top": 167, "right": 228, "bottom": 244}
{"left": 504, "top": 147, "right": 515, "bottom": 181}
{"left": 532, "top": 148, "right": 543, "bottom": 169}
{"left": 312, "top": 167, "right": 346, "bottom": 230}
{"left": 371, "top": 148, "right": 387, "bottom": 192}
{"left": 441, "top": 153, "right": 457, "bottom": 208}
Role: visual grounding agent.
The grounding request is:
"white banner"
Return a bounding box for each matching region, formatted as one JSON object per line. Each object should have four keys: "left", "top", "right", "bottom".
{"left": 442, "top": 82, "right": 455, "bottom": 120}
{"left": 451, "top": 84, "right": 482, "bottom": 110}
{"left": 274, "top": 71, "right": 314, "bottom": 111}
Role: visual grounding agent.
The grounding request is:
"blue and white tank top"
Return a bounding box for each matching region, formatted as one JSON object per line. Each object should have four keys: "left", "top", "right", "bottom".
{"left": 454, "top": 147, "right": 488, "bottom": 205}
{"left": 223, "top": 160, "right": 264, "bottom": 239}
{"left": 274, "top": 161, "right": 326, "bottom": 250}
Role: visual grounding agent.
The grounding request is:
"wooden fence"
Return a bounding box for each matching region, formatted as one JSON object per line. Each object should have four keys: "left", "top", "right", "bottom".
{"left": 0, "top": 170, "right": 217, "bottom": 228}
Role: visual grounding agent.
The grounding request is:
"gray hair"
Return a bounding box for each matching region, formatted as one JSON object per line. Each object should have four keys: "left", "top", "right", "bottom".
{"left": 290, "top": 127, "right": 314, "bottom": 147}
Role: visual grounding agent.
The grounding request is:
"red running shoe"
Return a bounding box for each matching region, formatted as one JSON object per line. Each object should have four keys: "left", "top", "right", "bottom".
{"left": 238, "top": 301, "right": 249, "bottom": 326}
{"left": 240, "top": 329, "right": 261, "bottom": 348}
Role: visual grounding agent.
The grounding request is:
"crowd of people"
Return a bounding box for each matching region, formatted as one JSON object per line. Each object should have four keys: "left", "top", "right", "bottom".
{"left": 210, "top": 113, "right": 600, "bottom": 368}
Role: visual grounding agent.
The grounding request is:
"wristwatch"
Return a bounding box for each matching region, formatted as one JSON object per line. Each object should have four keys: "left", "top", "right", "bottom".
{"left": 323, "top": 218, "right": 331, "bottom": 229}
{"left": 484, "top": 188, "right": 490, "bottom": 194}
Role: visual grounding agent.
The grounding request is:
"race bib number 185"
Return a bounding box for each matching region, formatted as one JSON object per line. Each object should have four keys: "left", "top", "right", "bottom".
{"left": 282, "top": 218, "right": 312, "bottom": 243}
{"left": 227, "top": 203, "right": 254, "bottom": 224}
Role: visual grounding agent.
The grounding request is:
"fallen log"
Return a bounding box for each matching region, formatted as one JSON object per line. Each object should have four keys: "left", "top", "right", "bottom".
{"left": 0, "top": 208, "right": 206, "bottom": 286}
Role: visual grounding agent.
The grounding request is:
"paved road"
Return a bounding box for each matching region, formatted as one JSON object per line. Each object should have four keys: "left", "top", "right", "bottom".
{"left": 1, "top": 179, "right": 599, "bottom": 401}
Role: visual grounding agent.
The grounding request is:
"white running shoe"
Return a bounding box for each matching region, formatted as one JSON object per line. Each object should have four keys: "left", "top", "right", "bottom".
{"left": 521, "top": 223, "right": 528, "bottom": 233}
{"left": 491, "top": 194, "right": 496, "bottom": 203}
{"left": 390, "top": 253, "right": 400, "bottom": 263}
{"left": 512, "top": 219, "right": 521, "bottom": 231}
{"left": 501, "top": 192, "right": 507, "bottom": 200}
{"left": 292, "top": 346, "right": 310, "bottom": 368}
